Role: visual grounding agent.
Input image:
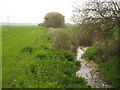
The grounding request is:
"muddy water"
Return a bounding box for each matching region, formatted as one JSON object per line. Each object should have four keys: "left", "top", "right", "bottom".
{"left": 76, "top": 46, "right": 110, "bottom": 88}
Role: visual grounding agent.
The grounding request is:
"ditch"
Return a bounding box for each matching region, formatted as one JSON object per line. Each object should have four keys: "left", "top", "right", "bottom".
{"left": 76, "top": 46, "right": 110, "bottom": 88}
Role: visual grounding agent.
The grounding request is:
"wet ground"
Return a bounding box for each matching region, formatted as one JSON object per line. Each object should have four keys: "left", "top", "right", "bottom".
{"left": 76, "top": 47, "right": 110, "bottom": 88}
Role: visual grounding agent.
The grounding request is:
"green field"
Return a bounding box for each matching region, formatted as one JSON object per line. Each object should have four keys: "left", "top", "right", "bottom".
{"left": 2, "top": 26, "right": 89, "bottom": 88}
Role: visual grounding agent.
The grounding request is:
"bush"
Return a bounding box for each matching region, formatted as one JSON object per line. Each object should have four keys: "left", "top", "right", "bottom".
{"left": 73, "top": 60, "right": 81, "bottom": 69}
{"left": 36, "top": 52, "right": 48, "bottom": 59}
{"left": 93, "top": 40, "right": 119, "bottom": 58}
{"left": 35, "top": 49, "right": 75, "bottom": 61}
{"left": 54, "top": 50, "right": 75, "bottom": 61}
{"left": 83, "top": 47, "right": 99, "bottom": 60}
{"left": 93, "top": 42, "right": 106, "bottom": 56}
{"left": 79, "top": 31, "right": 93, "bottom": 46}
{"left": 51, "top": 28, "right": 79, "bottom": 52}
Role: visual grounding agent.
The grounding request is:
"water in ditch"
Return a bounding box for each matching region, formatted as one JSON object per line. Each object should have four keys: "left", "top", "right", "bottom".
{"left": 76, "top": 46, "right": 110, "bottom": 88}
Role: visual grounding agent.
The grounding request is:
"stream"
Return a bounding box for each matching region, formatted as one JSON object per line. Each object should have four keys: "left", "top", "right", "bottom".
{"left": 76, "top": 46, "right": 110, "bottom": 88}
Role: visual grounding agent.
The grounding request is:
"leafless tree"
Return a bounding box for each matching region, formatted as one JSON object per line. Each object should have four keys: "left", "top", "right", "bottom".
{"left": 72, "top": 0, "right": 120, "bottom": 54}
{"left": 72, "top": 0, "right": 120, "bottom": 32}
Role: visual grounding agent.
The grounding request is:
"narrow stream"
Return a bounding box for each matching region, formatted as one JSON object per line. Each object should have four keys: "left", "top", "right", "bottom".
{"left": 76, "top": 46, "right": 110, "bottom": 88}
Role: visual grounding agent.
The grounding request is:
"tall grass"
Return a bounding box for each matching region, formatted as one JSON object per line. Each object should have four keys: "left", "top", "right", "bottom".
{"left": 99, "top": 56, "right": 120, "bottom": 88}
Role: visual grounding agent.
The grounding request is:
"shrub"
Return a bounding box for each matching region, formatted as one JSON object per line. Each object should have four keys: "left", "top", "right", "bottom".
{"left": 73, "top": 60, "right": 81, "bottom": 69}
{"left": 93, "top": 42, "right": 106, "bottom": 56}
{"left": 51, "top": 29, "right": 79, "bottom": 52}
{"left": 83, "top": 47, "right": 99, "bottom": 60}
{"left": 54, "top": 50, "right": 75, "bottom": 61}
{"left": 78, "top": 31, "right": 93, "bottom": 46}
{"left": 36, "top": 52, "right": 47, "bottom": 59}
{"left": 35, "top": 49, "right": 75, "bottom": 61}
{"left": 36, "top": 51, "right": 55, "bottom": 60}
{"left": 93, "top": 40, "right": 119, "bottom": 58}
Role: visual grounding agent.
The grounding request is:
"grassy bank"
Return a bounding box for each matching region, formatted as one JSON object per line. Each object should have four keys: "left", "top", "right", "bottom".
{"left": 83, "top": 47, "right": 120, "bottom": 88}
{"left": 2, "top": 26, "right": 90, "bottom": 88}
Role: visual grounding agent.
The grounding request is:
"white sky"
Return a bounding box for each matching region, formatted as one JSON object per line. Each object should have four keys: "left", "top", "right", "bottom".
{"left": 0, "top": 0, "right": 87, "bottom": 24}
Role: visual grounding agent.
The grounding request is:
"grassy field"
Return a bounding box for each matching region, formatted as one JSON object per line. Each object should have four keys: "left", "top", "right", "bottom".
{"left": 2, "top": 26, "right": 90, "bottom": 88}
{"left": 3, "top": 26, "right": 49, "bottom": 67}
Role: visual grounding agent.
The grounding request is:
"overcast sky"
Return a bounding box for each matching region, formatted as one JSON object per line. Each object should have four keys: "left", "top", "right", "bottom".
{"left": 0, "top": 0, "right": 87, "bottom": 24}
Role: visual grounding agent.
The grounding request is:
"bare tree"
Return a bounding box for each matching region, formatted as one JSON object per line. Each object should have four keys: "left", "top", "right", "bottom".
{"left": 72, "top": 0, "right": 120, "bottom": 32}
{"left": 72, "top": 0, "right": 120, "bottom": 54}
